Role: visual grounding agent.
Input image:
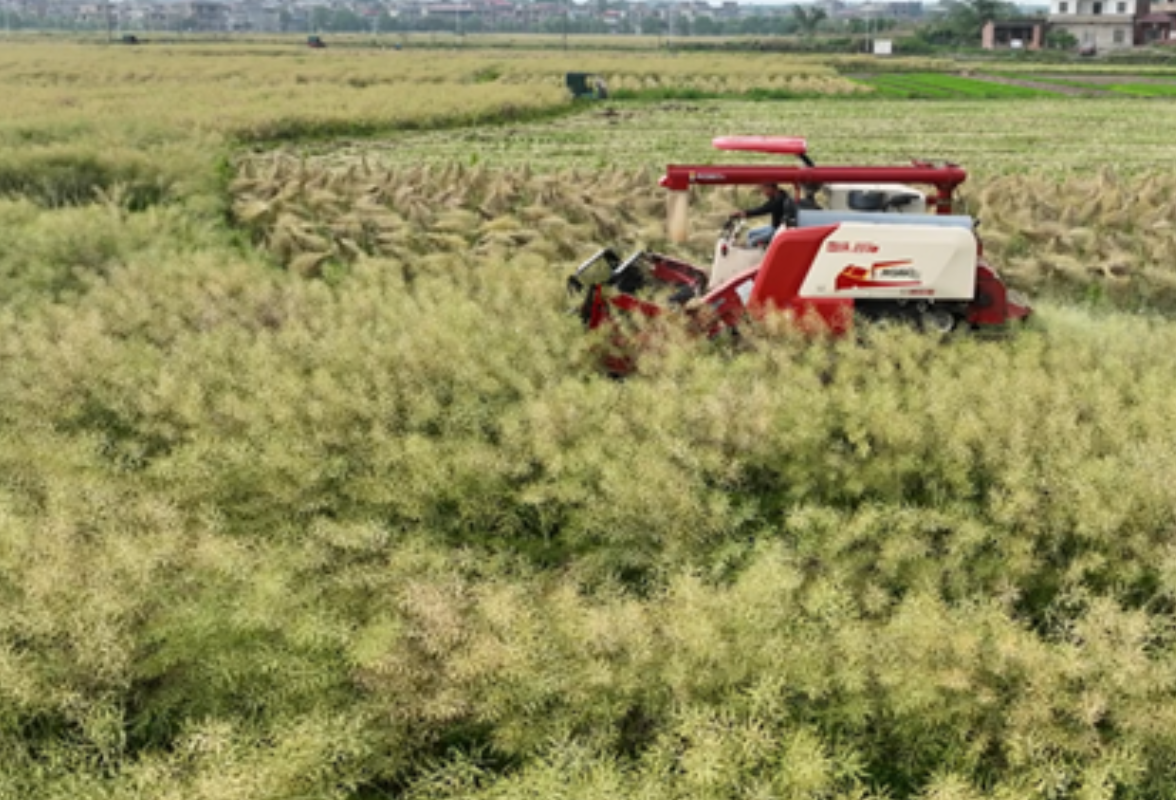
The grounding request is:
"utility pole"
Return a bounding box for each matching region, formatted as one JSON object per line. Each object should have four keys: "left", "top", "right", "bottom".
{"left": 563, "top": 0, "right": 568, "bottom": 50}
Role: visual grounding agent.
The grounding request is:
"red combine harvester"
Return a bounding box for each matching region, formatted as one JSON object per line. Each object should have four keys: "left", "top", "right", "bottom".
{"left": 568, "top": 136, "right": 1030, "bottom": 366}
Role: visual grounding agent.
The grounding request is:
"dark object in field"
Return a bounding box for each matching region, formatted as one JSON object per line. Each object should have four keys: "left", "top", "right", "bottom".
{"left": 566, "top": 72, "right": 608, "bottom": 100}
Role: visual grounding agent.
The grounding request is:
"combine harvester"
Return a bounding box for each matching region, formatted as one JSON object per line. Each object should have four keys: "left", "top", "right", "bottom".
{"left": 568, "top": 136, "right": 1031, "bottom": 363}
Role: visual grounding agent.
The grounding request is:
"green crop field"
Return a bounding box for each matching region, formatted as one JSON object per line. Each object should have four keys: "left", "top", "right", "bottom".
{"left": 4, "top": 38, "right": 1176, "bottom": 800}
{"left": 858, "top": 72, "right": 1061, "bottom": 99}
{"left": 1109, "top": 81, "right": 1176, "bottom": 96}
{"left": 987, "top": 72, "right": 1176, "bottom": 97}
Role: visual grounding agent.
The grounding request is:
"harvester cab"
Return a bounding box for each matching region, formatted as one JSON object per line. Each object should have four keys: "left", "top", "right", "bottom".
{"left": 682, "top": 136, "right": 941, "bottom": 293}
{"left": 568, "top": 135, "right": 1031, "bottom": 368}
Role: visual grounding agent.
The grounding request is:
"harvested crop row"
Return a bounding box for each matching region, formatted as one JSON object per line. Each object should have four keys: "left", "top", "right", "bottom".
{"left": 233, "top": 155, "right": 1176, "bottom": 312}
{"left": 964, "top": 170, "right": 1176, "bottom": 307}
{"left": 231, "top": 154, "right": 748, "bottom": 276}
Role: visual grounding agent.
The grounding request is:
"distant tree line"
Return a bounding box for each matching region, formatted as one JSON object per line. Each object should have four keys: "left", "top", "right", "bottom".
{"left": 0, "top": 0, "right": 1077, "bottom": 51}
{"left": 298, "top": 8, "right": 902, "bottom": 37}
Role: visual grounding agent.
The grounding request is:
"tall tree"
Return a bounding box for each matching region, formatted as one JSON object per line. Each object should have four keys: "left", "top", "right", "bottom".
{"left": 940, "top": 0, "right": 1018, "bottom": 42}
{"left": 792, "top": 5, "right": 828, "bottom": 36}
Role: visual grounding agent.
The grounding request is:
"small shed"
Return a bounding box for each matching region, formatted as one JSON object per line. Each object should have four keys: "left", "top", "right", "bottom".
{"left": 982, "top": 19, "right": 1045, "bottom": 50}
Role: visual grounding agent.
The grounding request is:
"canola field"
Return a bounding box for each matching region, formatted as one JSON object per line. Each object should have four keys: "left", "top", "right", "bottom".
{"left": 4, "top": 39, "right": 1176, "bottom": 800}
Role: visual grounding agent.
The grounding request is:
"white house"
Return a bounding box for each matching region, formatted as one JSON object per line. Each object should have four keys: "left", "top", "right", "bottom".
{"left": 1048, "top": 0, "right": 1142, "bottom": 49}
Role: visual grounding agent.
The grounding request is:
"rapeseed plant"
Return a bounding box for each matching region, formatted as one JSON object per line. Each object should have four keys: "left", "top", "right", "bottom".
{"left": 8, "top": 39, "right": 1176, "bottom": 800}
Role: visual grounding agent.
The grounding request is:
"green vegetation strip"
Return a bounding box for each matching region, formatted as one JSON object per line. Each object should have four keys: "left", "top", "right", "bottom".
{"left": 1109, "top": 82, "right": 1176, "bottom": 96}
{"left": 861, "top": 72, "right": 1061, "bottom": 99}
{"left": 989, "top": 72, "right": 1176, "bottom": 96}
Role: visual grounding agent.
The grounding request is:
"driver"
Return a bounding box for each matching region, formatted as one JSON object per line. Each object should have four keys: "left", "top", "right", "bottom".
{"left": 730, "top": 183, "right": 797, "bottom": 248}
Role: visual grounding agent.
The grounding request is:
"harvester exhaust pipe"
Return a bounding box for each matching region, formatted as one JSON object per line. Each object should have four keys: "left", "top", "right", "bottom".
{"left": 667, "top": 190, "right": 689, "bottom": 243}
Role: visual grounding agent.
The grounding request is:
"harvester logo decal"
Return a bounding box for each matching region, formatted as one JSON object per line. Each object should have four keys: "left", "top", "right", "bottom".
{"left": 834, "top": 260, "right": 921, "bottom": 292}
{"left": 690, "top": 171, "right": 726, "bottom": 183}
